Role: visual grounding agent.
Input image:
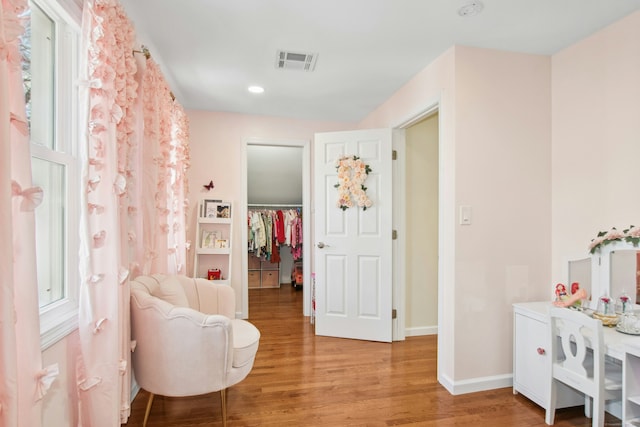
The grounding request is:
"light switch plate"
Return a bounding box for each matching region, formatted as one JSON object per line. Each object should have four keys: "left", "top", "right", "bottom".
{"left": 460, "top": 205, "right": 472, "bottom": 225}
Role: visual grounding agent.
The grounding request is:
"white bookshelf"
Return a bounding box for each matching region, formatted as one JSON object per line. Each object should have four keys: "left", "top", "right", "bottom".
{"left": 193, "top": 200, "right": 233, "bottom": 285}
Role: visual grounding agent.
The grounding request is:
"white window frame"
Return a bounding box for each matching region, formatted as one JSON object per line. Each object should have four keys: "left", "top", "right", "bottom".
{"left": 28, "top": 0, "right": 82, "bottom": 350}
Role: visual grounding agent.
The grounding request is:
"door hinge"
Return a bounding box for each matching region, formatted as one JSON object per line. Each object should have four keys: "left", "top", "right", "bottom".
{"left": 392, "top": 149, "right": 397, "bottom": 160}
{"left": 392, "top": 229, "right": 397, "bottom": 240}
{"left": 392, "top": 309, "right": 397, "bottom": 319}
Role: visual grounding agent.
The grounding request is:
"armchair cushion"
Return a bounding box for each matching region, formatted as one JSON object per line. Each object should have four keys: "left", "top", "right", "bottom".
{"left": 130, "top": 274, "right": 190, "bottom": 307}
{"left": 231, "top": 319, "right": 261, "bottom": 368}
{"left": 157, "top": 276, "right": 190, "bottom": 307}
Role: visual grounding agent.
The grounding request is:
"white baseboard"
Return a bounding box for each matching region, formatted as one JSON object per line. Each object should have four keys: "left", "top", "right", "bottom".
{"left": 405, "top": 326, "right": 438, "bottom": 336}
{"left": 439, "top": 372, "right": 513, "bottom": 395}
{"left": 130, "top": 378, "right": 140, "bottom": 402}
{"left": 406, "top": 327, "right": 512, "bottom": 395}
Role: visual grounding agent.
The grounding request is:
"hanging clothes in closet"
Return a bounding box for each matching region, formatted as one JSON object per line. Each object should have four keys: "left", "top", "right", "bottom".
{"left": 248, "top": 208, "right": 303, "bottom": 261}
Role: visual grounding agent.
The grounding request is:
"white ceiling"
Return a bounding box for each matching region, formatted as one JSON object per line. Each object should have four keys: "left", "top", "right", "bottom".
{"left": 121, "top": 0, "right": 640, "bottom": 123}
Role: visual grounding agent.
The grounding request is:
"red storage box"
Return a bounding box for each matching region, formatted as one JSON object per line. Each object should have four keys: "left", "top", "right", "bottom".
{"left": 207, "top": 269, "right": 221, "bottom": 280}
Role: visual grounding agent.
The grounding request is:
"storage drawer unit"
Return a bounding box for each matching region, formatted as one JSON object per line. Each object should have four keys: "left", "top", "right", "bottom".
{"left": 247, "top": 254, "right": 280, "bottom": 289}
{"left": 248, "top": 255, "right": 261, "bottom": 270}
{"left": 261, "top": 270, "right": 280, "bottom": 288}
{"left": 248, "top": 270, "right": 261, "bottom": 288}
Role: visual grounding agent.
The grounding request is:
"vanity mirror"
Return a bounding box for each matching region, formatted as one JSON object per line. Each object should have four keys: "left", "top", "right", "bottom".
{"left": 568, "top": 257, "right": 592, "bottom": 304}
{"left": 589, "top": 241, "right": 640, "bottom": 309}
{"left": 610, "top": 249, "right": 639, "bottom": 305}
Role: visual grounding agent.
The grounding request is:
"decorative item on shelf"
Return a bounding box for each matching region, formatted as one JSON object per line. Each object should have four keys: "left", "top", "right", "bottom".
{"left": 594, "top": 295, "right": 619, "bottom": 327}
{"left": 201, "top": 230, "right": 219, "bottom": 248}
{"left": 570, "top": 282, "right": 584, "bottom": 309}
{"left": 214, "top": 239, "right": 228, "bottom": 249}
{"left": 334, "top": 155, "right": 373, "bottom": 211}
{"left": 216, "top": 202, "right": 231, "bottom": 218}
{"left": 617, "top": 312, "right": 640, "bottom": 335}
{"left": 553, "top": 282, "right": 587, "bottom": 310}
{"left": 201, "top": 199, "right": 222, "bottom": 218}
{"left": 597, "top": 295, "right": 613, "bottom": 314}
{"left": 588, "top": 224, "right": 640, "bottom": 254}
{"left": 616, "top": 291, "right": 632, "bottom": 314}
{"left": 554, "top": 283, "right": 567, "bottom": 302}
{"left": 207, "top": 268, "right": 221, "bottom": 280}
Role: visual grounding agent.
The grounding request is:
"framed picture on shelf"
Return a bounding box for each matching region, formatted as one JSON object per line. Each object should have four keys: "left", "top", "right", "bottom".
{"left": 201, "top": 230, "right": 220, "bottom": 248}
{"left": 202, "top": 199, "right": 222, "bottom": 218}
{"left": 214, "top": 239, "right": 228, "bottom": 249}
{"left": 216, "top": 202, "right": 231, "bottom": 218}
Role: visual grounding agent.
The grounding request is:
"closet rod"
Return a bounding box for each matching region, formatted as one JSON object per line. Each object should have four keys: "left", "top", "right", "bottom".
{"left": 248, "top": 203, "right": 302, "bottom": 208}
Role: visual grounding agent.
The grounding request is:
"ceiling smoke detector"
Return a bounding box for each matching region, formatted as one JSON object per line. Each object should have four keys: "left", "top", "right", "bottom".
{"left": 458, "top": 0, "right": 484, "bottom": 17}
{"left": 275, "top": 50, "right": 318, "bottom": 72}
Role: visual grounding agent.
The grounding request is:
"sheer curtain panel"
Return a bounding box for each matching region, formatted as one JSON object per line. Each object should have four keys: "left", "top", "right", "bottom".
{"left": 77, "top": 1, "right": 138, "bottom": 424}
{"left": 1, "top": 1, "right": 57, "bottom": 426}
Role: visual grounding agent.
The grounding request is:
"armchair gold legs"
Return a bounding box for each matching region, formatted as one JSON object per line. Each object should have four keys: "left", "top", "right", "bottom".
{"left": 142, "top": 392, "right": 154, "bottom": 427}
{"left": 221, "top": 388, "right": 227, "bottom": 427}
{"left": 140, "top": 389, "right": 227, "bottom": 427}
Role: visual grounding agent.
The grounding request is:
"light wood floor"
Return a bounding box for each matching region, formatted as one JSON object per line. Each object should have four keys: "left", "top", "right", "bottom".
{"left": 124, "top": 285, "right": 620, "bottom": 426}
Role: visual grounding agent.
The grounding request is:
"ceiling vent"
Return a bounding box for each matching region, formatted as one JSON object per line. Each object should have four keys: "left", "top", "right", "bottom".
{"left": 275, "top": 50, "right": 318, "bottom": 72}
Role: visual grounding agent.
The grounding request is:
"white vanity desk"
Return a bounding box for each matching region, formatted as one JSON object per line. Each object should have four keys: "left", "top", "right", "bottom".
{"left": 513, "top": 301, "right": 640, "bottom": 424}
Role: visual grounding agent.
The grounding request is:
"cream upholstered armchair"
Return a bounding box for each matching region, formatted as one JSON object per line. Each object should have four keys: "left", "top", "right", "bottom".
{"left": 130, "top": 274, "right": 260, "bottom": 427}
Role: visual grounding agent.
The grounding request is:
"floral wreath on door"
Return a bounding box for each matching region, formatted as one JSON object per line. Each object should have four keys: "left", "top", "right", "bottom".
{"left": 334, "top": 155, "right": 373, "bottom": 210}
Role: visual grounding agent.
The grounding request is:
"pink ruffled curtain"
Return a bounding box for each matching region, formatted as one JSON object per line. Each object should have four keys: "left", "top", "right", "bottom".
{"left": 0, "top": 1, "right": 56, "bottom": 426}
{"left": 76, "top": 1, "right": 138, "bottom": 425}
{"left": 167, "top": 103, "right": 190, "bottom": 274}
{"left": 139, "top": 58, "right": 190, "bottom": 275}
{"left": 77, "top": 0, "right": 189, "bottom": 425}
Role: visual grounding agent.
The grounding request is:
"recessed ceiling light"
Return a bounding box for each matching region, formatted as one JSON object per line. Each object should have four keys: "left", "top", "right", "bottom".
{"left": 458, "top": 0, "right": 483, "bottom": 17}
{"left": 248, "top": 86, "right": 264, "bottom": 94}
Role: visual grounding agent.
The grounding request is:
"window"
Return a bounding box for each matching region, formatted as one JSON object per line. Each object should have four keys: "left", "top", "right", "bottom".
{"left": 22, "top": 0, "right": 81, "bottom": 349}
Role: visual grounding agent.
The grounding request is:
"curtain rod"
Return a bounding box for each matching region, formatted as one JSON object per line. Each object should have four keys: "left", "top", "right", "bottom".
{"left": 132, "top": 45, "right": 151, "bottom": 59}
{"left": 132, "top": 45, "right": 176, "bottom": 101}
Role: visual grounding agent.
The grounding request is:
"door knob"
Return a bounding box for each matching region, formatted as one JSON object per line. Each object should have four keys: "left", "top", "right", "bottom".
{"left": 317, "top": 242, "right": 329, "bottom": 248}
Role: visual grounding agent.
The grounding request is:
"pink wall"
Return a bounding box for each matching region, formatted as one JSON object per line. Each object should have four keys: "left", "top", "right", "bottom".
{"left": 551, "top": 11, "right": 640, "bottom": 281}
{"left": 452, "top": 46, "right": 551, "bottom": 381}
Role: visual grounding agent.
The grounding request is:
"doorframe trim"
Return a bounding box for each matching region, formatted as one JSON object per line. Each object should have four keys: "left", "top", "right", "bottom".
{"left": 240, "top": 138, "right": 311, "bottom": 319}
{"left": 391, "top": 129, "right": 406, "bottom": 341}
{"left": 392, "top": 98, "right": 441, "bottom": 343}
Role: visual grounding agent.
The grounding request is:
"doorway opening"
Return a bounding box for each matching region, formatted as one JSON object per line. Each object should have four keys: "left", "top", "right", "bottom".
{"left": 393, "top": 102, "right": 443, "bottom": 381}
{"left": 240, "top": 139, "right": 311, "bottom": 319}
{"left": 403, "top": 113, "right": 439, "bottom": 336}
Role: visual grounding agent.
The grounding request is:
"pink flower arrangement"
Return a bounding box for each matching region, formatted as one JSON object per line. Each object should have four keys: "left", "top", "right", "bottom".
{"left": 334, "top": 155, "right": 373, "bottom": 211}
{"left": 588, "top": 225, "right": 640, "bottom": 254}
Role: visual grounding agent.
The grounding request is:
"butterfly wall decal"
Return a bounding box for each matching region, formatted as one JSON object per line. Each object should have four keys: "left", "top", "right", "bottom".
{"left": 203, "top": 180, "right": 214, "bottom": 191}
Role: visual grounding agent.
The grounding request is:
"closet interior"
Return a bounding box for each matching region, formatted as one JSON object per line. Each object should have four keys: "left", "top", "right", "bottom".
{"left": 247, "top": 204, "right": 303, "bottom": 289}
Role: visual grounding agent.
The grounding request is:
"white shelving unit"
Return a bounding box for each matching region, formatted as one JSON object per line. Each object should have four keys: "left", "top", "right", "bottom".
{"left": 193, "top": 200, "right": 233, "bottom": 285}
{"left": 624, "top": 341, "right": 640, "bottom": 426}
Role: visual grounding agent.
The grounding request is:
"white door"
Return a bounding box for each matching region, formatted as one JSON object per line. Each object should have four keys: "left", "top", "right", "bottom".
{"left": 314, "top": 129, "right": 393, "bottom": 342}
